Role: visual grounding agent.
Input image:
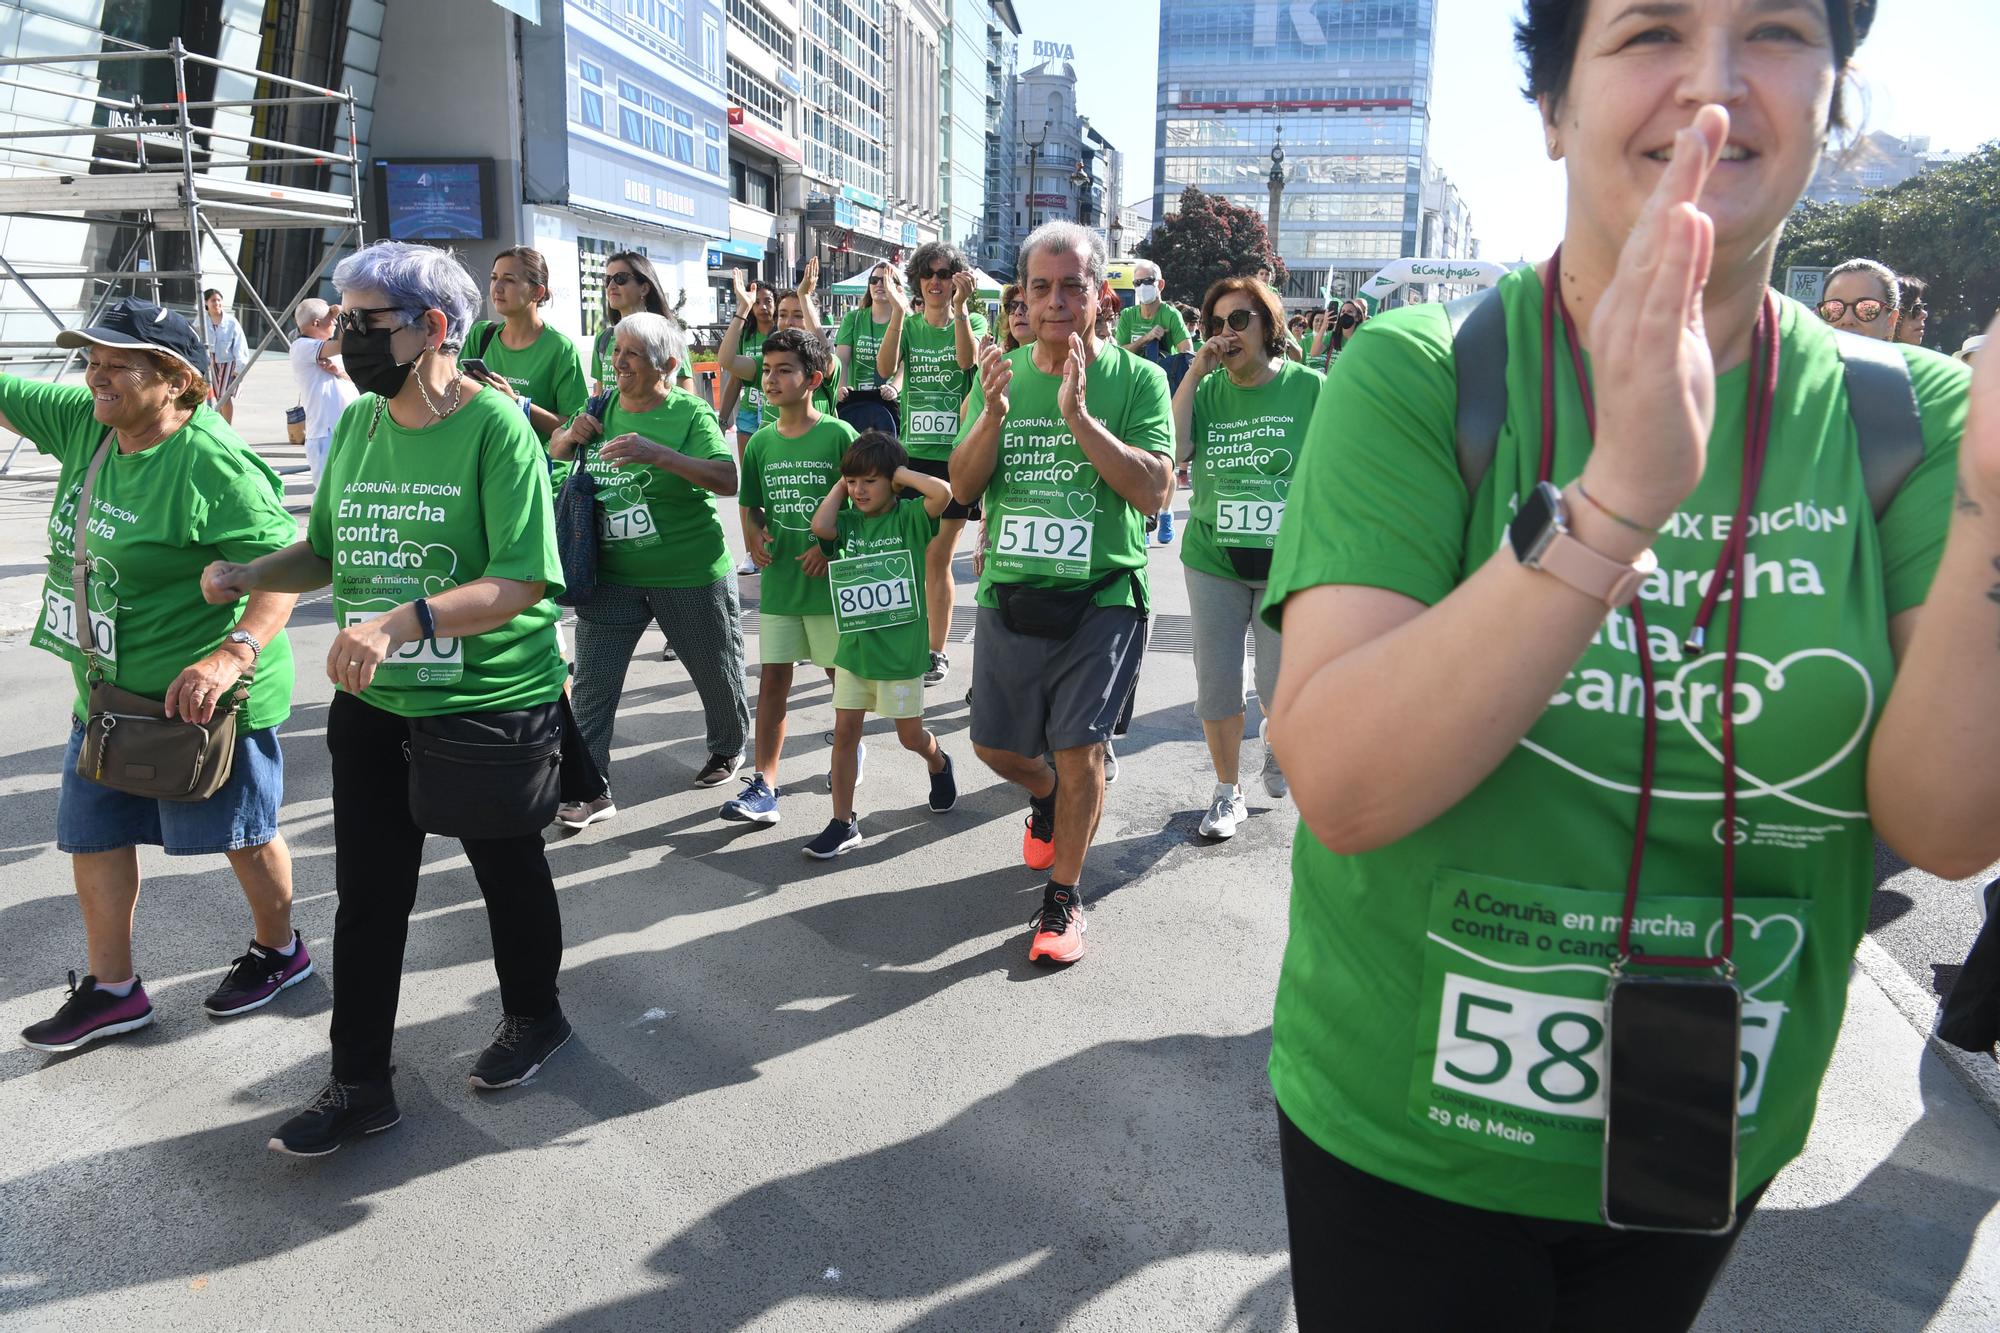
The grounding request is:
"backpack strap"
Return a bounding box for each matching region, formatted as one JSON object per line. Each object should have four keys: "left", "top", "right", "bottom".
{"left": 1828, "top": 327, "right": 1925, "bottom": 521}
{"left": 1446, "top": 287, "right": 1508, "bottom": 500}
{"left": 476, "top": 323, "right": 499, "bottom": 361}
{"left": 69, "top": 431, "right": 115, "bottom": 673}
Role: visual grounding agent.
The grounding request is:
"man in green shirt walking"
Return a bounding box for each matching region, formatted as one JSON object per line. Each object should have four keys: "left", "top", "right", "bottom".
{"left": 951, "top": 221, "right": 1175, "bottom": 966}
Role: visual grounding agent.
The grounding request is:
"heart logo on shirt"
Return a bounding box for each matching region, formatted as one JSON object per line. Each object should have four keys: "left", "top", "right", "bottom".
{"left": 1519, "top": 646, "right": 1873, "bottom": 821}
{"left": 393, "top": 542, "right": 461, "bottom": 600}
{"left": 1703, "top": 912, "right": 1805, "bottom": 999}
{"left": 1066, "top": 491, "right": 1098, "bottom": 520}
{"left": 1255, "top": 447, "right": 1294, "bottom": 475}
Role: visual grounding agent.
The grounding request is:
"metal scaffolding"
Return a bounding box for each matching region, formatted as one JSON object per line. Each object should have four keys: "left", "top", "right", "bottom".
{"left": 0, "top": 36, "right": 363, "bottom": 473}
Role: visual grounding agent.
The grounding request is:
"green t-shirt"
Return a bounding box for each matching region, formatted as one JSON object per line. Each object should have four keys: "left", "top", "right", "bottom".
{"left": 309, "top": 389, "right": 568, "bottom": 718}
{"left": 583, "top": 388, "right": 733, "bottom": 589}
{"left": 1182, "top": 360, "right": 1323, "bottom": 582}
{"left": 831, "top": 499, "right": 938, "bottom": 681}
{"left": 893, "top": 309, "right": 987, "bottom": 460}
{"left": 739, "top": 413, "right": 856, "bottom": 617}
{"left": 1258, "top": 267, "right": 1968, "bottom": 1224}
{"left": 733, "top": 329, "right": 767, "bottom": 426}
{"left": 835, "top": 308, "right": 891, "bottom": 390}
{"left": 1114, "top": 302, "right": 1191, "bottom": 355}
{"left": 2, "top": 380, "right": 297, "bottom": 731}
{"left": 758, "top": 347, "right": 841, "bottom": 429}
{"left": 465, "top": 320, "right": 588, "bottom": 428}
{"left": 965, "top": 343, "right": 1174, "bottom": 612}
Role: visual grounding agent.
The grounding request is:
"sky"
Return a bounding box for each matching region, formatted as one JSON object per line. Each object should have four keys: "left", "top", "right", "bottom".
{"left": 1015, "top": 0, "right": 2000, "bottom": 262}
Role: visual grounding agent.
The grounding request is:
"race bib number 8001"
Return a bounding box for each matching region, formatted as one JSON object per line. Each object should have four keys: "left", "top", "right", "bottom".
{"left": 828, "top": 552, "right": 919, "bottom": 634}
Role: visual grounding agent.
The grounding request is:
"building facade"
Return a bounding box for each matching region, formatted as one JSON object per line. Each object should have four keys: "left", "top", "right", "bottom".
{"left": 1803, "top": 131, "right": 1960, "bottom": 207}
{"left": 1153, "top": 0, "right": 1449, "bottom": 307}
{"left": 721, "top": 0, "right": 808, "bottom": 301}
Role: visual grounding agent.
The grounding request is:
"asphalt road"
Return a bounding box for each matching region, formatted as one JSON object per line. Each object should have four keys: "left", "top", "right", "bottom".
{"left": 0, "top": 367, "right": 1993, "bottom": 1329}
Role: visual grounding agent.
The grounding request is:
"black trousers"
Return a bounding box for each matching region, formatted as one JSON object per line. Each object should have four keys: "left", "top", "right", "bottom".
{"left": 1278, "top": 1108, "right": 1764, "bottom": 1333}
{"left": 326, "top": 691, "right": 564, "bottom": 1083}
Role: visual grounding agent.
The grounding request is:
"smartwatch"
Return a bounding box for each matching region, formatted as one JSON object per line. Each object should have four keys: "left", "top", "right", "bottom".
{"left": 1508, "top": 481, "right": 1657, "bottom": 608}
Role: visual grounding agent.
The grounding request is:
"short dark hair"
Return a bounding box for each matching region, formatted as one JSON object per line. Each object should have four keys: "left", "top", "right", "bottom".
{"left": 1200, "top": 276, "right": 1289, "bottom": 358}
{"left": 1897, "top": 274, "right": 1928, "bottom": 307}
{"left": 762, "top": 326, "right": 829, "bottom": 380}
{"left": 905, "top": 240, "right": 968, "bottom": 292}
{"left": 605, "top": 250, "right": 669, "bottom": 323}
{"left": 1515, "top": 0, "right": 1874, "bottom": 126}
{"left": 841, "top": 430, "right": 906, "bottom": 478}
{"left": 202, "top": 288, "right": 222, "bottom": 302}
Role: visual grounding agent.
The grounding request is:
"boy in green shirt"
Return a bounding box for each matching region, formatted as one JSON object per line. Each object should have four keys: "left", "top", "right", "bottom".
{"left": 803, "top": 431, "right": 959, "bottom": 858}
{"left": 721, "top": 327, "right": 858, "bottom": 826}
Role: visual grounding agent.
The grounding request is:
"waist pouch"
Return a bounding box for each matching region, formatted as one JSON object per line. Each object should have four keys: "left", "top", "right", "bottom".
{"left": 403, "top": 700, "right": 563, "bottom": 840}
{"left": 1223, "top": 546, "right": 1275, "bottom": 581}
{"left": 995, "top": 569, "right": 1141, "bottom": 641}
{"left": 78, "top": 679, "right": 243, "bottom": 802}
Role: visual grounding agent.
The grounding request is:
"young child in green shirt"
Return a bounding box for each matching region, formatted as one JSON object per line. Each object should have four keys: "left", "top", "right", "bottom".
{"left": 802, "top": 430, "right": 958, "bottom": 858}
{"left": 719, "top": 327, "right": 857, "bottom": 827}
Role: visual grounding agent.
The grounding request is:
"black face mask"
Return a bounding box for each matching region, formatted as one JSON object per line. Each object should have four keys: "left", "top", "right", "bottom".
{"left": 340, "top": 324, "right": 418, "bottom": 399}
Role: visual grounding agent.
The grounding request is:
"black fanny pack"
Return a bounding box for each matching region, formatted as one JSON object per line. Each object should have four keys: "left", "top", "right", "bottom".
{"left": 1223, "top": 546, "right": 1275, "bottom": 581}
{"left": 403, "top": 700, "right": 564, "bottom": 840}
{"left": 994, "top": 568, "right": 1143, "bottom": 641}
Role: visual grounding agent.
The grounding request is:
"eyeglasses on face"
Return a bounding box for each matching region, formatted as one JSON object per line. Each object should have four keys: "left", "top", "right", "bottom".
{"left": 1817, "top": 298, "right": 1887, "bottom": 324}
{"left": 1005, "top": 300, "right": 1027, "bottom": 316}
{"left": 338, "top": 306, "right": 411, "bottom": 335}
{"left": 922, "top": 268, "right": 956, "bottom": 281}
{"left": 1203, "top": 308, "right": 1254, "bottom": 336}
{"left": 606, "top": 271, "right": 640, "bottom": 287}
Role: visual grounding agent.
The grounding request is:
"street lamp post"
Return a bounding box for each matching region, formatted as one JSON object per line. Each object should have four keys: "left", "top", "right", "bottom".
{"left": 1024, "top": 120, "right": 1049, "bottom": 236}
{"left": 1070, "top": 159, "right": 1090, "bottom": 227}
{"left": 1266, "top": 125, "right": 1287, "bottom": 298}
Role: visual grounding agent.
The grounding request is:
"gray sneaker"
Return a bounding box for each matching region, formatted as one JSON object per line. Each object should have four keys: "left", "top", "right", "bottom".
{"left": 1260, "top": 719, "right": 1288, "bottom": 799}
{"left": 1198, "top": 784, "right": 1247, "bottom": 840}
{"left": 554, "top": 794, "right": 617, "bottom": 830}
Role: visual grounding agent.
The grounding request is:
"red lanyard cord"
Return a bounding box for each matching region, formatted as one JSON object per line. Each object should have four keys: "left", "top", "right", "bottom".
{"left": 1539, "top": 249, "right": 1779, "bottom": 970}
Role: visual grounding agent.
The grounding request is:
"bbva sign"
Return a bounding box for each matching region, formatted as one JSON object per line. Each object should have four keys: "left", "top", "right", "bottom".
{"left": 1031, "top": 40, "right": 1075, "bottom": 60}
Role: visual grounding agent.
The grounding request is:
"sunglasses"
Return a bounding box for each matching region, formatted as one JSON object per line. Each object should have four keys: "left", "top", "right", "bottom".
{"left": 1817, "top": 298, "right": 1888, "bottom": 324}
{"left": 606, "top": 272, "right": 641, "bottom": 287}
{"left": 1005, "top": 300, "right": 1027, "bottom": 316}
{"left": 338, "top": 305, "right": 411, "bottom": 335}
{"left": 868, "top": 275, "right": 886, "bottom": 285}
{"left": 1203, "top": 309, "right": 1254, "bottom": 336}
{"left": 921, "top": 268, "right": 956, "bottom": 281}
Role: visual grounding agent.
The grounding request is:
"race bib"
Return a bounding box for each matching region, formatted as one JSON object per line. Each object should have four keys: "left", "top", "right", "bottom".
{"left": 599, "top": 500, "right": 662, "bottom": 548}
{"left": 907, "top": 408, "right": 959, "bottom": 438}
{"left": 1410, "top": 869, "right": 1806, "bottom": 1166}
{"left": 829, "top": 552, "right": 920, "bottom": 633}
{"left": 31, "top": 573, "right": 118, "bottom": 673}
{"left": 334, "top": 588, "right": 464, "bottom": 687}
{"left": 994, "top": 512, "right": 1093, "bottom": 580}
{"left": 1214, "top": 475, "right": 1287, "bottom": 549}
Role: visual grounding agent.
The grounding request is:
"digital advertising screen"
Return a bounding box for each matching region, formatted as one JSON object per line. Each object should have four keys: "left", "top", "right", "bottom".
{"left": 373, "top": 159, "right": 497, "bottom": 241}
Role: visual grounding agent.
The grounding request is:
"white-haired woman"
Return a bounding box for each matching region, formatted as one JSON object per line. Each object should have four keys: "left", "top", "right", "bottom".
{"left": 1816, "top": 256, "right": 1901, "bottom": 341}
{"left": 550, "top": 313, "right": 748, "bottom": 827}
{"left": 203, "top": 240, "right": 574, "bottom": 1156}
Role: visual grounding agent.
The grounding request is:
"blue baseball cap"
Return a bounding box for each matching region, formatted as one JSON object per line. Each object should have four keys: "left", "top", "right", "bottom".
{"left": 56, "top": 297, "right": 209, "bottom": 379}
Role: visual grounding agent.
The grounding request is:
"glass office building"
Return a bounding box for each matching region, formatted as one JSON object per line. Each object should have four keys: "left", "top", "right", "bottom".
{"left": 1153, "top": 0, "right": 1438, "bottom": 304}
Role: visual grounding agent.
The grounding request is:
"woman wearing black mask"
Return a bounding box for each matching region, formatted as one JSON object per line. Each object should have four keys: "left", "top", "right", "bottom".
{"left": 1318, "top": 298, "right": 1369, "bottom": 371}
{"left": 203, "top": 240, "right": 575, "bottom": 1156}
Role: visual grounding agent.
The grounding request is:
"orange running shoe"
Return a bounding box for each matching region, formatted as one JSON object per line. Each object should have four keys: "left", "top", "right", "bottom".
{"left": 1022, "top": 802, "right": 1056, "bottom": 872}
{"left": 1027, "top": 887, "right": 1086, "bottom": 965}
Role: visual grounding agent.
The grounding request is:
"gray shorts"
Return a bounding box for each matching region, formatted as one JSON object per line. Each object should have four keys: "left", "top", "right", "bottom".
{"left": 970, "top": 601, "right": 1146, "bottom": 757}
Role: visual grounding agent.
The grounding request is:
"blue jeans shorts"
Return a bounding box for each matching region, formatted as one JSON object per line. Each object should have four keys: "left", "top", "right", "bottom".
{"left": 57, "top": 718, "right": 284, "bottom": 856}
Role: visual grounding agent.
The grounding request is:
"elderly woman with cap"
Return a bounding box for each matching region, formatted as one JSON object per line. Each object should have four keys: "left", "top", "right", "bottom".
{"left": 3, "top": 297, "right": 306, "bottom": 1055}
{"left": 205, "top": 240, "right": 575, "bottom": 1156}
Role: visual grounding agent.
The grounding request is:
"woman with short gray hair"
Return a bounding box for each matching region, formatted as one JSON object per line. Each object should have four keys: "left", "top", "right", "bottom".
{"left": 204, "top": 239, "right": 575, "bottom": 1154}
{"left": 550, "top": 310, "right": 751, "bottom": 827}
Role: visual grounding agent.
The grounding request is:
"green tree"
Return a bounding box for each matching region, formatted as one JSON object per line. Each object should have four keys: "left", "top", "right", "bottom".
{"left": 1775, "top": 142, "right": 2000, "bottom": 354}
{"left": 1134, "top": 186, "right": 1286, "bottom": 307}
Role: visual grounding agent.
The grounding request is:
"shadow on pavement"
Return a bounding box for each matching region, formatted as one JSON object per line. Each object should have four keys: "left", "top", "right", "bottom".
{"left": 542, "top": 1029, "right": 1290, "bottom": 1332}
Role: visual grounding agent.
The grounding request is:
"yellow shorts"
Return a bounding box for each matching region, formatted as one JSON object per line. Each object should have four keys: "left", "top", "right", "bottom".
{"left": 759, "top": 612, "right": 839, "bottom": 668}
{"left": 833, "top": 669, "right": 924, "bottom": 719}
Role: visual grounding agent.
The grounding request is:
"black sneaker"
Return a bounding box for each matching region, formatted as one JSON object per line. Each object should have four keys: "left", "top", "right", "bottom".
{"left": 924, "top": 650, "right": 950, "bottom": 686}
{"left": 203, "top": 932, "right": 314, "bottom": 1018}
{"left": 19, "top": 971, "right": 154, "bottom": 1052}
{"left": 268, "top": 1073, "right": 400, "bottom": 1157}
{"left": 693, "top": 752, "right": 745, "bottom": 787}
{"left": 803, "top": 816, "right": 863, "bottom": 859}
{"left": 928, "top": 750, "right": 958, "bottom": 813}
{"left": 468, "top": 1007, "right": 573, "bottom": 1090}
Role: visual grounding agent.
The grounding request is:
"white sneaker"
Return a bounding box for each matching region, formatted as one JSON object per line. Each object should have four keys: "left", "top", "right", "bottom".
{"left": 554, "top": 794, "right": 617, "bottom": 830}
{"left": 824, "top": 740, "right": 866, "bottom": 792}
{"left": 1260, "top": 719, "right": 1288, "bottom": 799}
{"left": 1103, "top": 739, "right": 1119, "bottom": 784}
{"left": 1198, "top": 784, "right": 1246, "bottom": 840}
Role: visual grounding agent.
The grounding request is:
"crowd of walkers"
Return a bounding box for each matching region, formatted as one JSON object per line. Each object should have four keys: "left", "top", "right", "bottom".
{"left": 8, "top": 3, "right": 2000, "bottom": 1328}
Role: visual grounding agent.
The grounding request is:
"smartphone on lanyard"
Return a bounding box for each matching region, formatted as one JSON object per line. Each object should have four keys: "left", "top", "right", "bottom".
{"left": 1601, "top": 973, "right": 1743, "bottom": 1234}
